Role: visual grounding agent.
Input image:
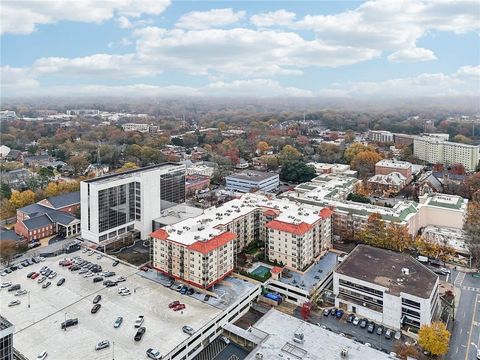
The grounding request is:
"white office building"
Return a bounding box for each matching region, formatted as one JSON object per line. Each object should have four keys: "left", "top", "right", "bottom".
{"left": 80, "top": 163, "right": 186, "bottom": 243}
{"left": 333, "top": 245, "right": 440, "bottom": 330}
{"left": 368, "top": 130, "right": 394, "bottom": 143}
{"left": 226, "top": 171, "right": 279, "bottom": 193}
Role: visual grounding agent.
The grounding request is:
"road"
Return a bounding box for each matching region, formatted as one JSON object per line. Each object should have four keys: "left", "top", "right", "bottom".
{"left": 447, "top": 270, "right": 480, "bottom": 360}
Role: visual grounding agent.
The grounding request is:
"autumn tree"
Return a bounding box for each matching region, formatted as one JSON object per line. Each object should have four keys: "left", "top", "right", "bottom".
{"left": 256, "top": 141, "right": 270, "bottom": 154}
{"left": 0, "top": 240, "right": 29, "bottom": 265}
{"left": 418, "top": 322, "right": 450, "bottom": 356}
{"left": 393, "top": 341, "right": 421, "bottom": 360}
{"left": 9, "top": 190, "right": 35, "bottom": 210}
{"left": 116, "top": 162, "right": 139, "bottom": 173}
{"left": 452, "top": 134, "right": 472, "bottom": 144}
{"left": 278, "top": 145, "right": 302, "bottom": 165}
{"left": 344, "top": 130, "right": 355, "bottom": 143}
{"left": 415, "top": 236, "right": 455, "bottom": 262}
{"left": 68, "top": 155, "right": 88, "bottom": 175}
{"left": 315, "top": 143, "right": 343, "bottom": 163}
{"left": 344, "top": 143, "right": 370, "bottom": 163}
{"left": 465, "top": 199, "right": 480, "bottom": 268}
{"left": 351, "top": 150, "right": 382, "bottom": 178}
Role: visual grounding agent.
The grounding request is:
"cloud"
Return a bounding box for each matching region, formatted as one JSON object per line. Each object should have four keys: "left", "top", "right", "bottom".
{"left": 387, "top": 47, "right": 437, "bottom": 62}
{"left": 250, "top": 10, "right": 296, "bottom": 27}
{"left": 116, "top": 16, "right": 133, "bottom": 29}
{"left": 175, "top": 8, "right": 246, "bottom": 30}
{"left": 206, "top": 79, "right": 314, "bottom": 97}
{"left": 0, "top": 66, "right": 40, "bottom": 95}
{"left": 0, "top": 0, "right": 170, "bottom": 34}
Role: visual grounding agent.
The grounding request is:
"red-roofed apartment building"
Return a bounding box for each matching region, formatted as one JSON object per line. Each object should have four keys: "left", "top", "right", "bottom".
{"left": 150, "top": 193, "right": 332, "bottom": 288}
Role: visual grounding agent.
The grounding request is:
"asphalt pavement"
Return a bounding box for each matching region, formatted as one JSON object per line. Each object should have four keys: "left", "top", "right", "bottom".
{"left": 447, "top": 270, "right": 480, "bottom": 360}
{"left": 293, "top": 307, "right": 398, "bottom": 354}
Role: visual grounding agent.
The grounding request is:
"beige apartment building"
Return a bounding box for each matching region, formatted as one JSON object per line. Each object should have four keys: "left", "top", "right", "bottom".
{"left": 413, "top": 136, "right": 480, "bottom": 171}
{"left": 151, "top": 193, "right": 332, "bottom": 288}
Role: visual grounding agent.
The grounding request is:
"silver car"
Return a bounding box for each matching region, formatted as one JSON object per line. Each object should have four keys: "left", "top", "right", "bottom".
{"left": 95, "top": 340, "right": 110, "bottom": 350}
{"left": 182, "top": 326, "right": 195, "bottom": 335}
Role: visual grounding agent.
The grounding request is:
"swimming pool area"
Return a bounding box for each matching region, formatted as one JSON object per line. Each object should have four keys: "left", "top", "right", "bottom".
{"left": 250, "top": 265, "right": 271, "bottom": 278}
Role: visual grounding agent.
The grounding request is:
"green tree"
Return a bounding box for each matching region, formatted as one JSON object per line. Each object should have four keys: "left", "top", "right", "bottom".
{"left": 68, "top": 155, "right": 88, "bottom": 175}
{"left": 0, "top": 183, "right": 12, "bottom": 200}
{"left": 38, "top": 166, "right": 55, "bottom": 186}
{"left": 280, "top": 160, "right": 316, "bottom": 183}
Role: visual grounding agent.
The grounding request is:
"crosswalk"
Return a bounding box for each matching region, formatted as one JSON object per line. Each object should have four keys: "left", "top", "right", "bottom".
{"left": 461, "top": 286, "right": 480, "bottom": 293}
{"left": 455, "top": 272, "right": 466, "bottom": 287}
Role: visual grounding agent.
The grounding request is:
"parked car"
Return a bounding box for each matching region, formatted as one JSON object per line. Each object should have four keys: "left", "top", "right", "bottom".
{"left": 359, "top": 319, "right": 368, "bottom": 328}
{"left": 146, "top": 348, "right": 162, "bottom": 360}
{"left": 394, "top": 331, "right": 401, "bottom": 340}
{"left": 61, "top": 318, "right": 78, "bottom": 329}
{"left": 27, "top": 271, "right": 35, "bottom": 278}
{"left": 112, "top": 260, "right": 119, "bottom": 267}
{"left": 93, "top": 277, "right": 103, "bottom": 283}
{"left": 134, "top": 315, "right": 144, "bottom": 328}
{"left": 134, "top": 327, "right": 146, "bottom": 341}
{"left": 104, "top": 272, "right": 115, "bottom": 278}
{"left": 91, "top": 304, "right": 101, "bottom": 314}
{"left": 180, "top": 286, "right": 188, "bottom": 295}
{"left": 182, "top": 326, "right": 195, "bottom": 335}
{"left": 347, "top": 314, "right": 355, "bottom": 323}
{"left": 8, "top": 300, "right": 21, "bottom": 307}
{"left": 385, "top": 329, "right": 392, "bottom": 339}
{"left": 335, "top": 309, "right": 344, "bottom": 319}
{"left": 42, "top": 281, "right": 51, "bottom": 289}
{"left": 8, "top": 284, "right": 21, "bottom": 292}
{"left": 120, "top": 289, "right": 131, "bottom": 296}
{"left": 31, "top": 273, "right": 40, "bottom": 279}
{"left": 330, "top": 308, "right": 337, "bottom": 316}
{"left": 114, "top": 316, "right": 123, "bottom": 328}
{"left": 36, "top": 351, "right": 48, "bottom": 360}
{"left": 219, "top": 335, "right": 230, "bottom": 345}
{"left": 173, "top": 304, "right": 186, "bottom": 311}
{"left": 116, "top": 276, "right": 126, "bottom": 282}
{"left": 48, "top": 272, "right": 57, "bottom": 279}
{"left": 352, "top": 317, "right": 360, "bottom": 326}
{"left": 376, "top": 325, "right": 384, "bottom": 335}
{"left": 169, "top": 301, "right": 180, "bottom": 309}
{"left": 95, "top": 340, "right": 110, "bottom": 350}
{"left": 187, "top": 288, "right": 194, "bottom": 295}
{"left": 1, "top": 281, "right": 12, "bottom": 288}
{"left": 57, "top": 278, "right": 65, "bottom": 286}
{"left": 140, "top": 266, "right": 149, "bottom": 272}
{"left": 203, "top": 294, "right": 210, "bottom": 302}
{"left": 15, "top": 289, "right": 27, "bottom": 296}
{"left": 93, "top": 295, "right": 101, "bottom": 304}
{"left": 367, "top": 322, "right": 376, "bottom": 333}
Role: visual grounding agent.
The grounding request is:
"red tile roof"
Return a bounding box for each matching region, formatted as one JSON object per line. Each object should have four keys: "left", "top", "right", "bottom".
{"left": 319, "top": 208, "right": 333, "bottom": 219}
{"left": 263, "top": 209, "right": 278, "bottom": 217}
{"left": 271, "top": 266, "right": 283, "bottom": 274}
{"left": 188, "top": 232, "right": 236, "bottom": 254}
{"left": 150, "top": 228, "right": 169, "bottom": 240}
{"left": 265, "top": 220, "right": 312, "bottom": 235}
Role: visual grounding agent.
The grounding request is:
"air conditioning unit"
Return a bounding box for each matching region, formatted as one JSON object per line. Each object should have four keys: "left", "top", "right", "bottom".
{"left": 341, "top": 348, "right": 348, "bottom": 357}
{"left": 255, "top": 354, "right": 263, "bottom": 359}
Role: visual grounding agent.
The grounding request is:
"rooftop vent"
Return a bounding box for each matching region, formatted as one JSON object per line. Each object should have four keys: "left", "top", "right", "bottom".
{"left": 401, "top": 268, "right": 409, "bottom": 275}
{"left": 293, "top": 332, "right": 304, "bottom": 344}
{"left": 194, "top": 235, "right": 200, "bottom": 240}
{"left": 341, "top": 348, "right": 348, "bottom": 357}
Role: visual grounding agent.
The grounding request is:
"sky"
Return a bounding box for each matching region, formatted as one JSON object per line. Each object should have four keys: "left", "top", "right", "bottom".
{"left": 1, "top": 0, "right": 479, "bottom": 98}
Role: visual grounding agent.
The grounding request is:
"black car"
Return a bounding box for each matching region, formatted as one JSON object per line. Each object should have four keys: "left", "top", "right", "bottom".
{"left": 93, "top": 277, "right": 104, "bottom": 283}
{"left": 359, "top": 319, "right": 368, "bottom": 328}
{"left": 8, "top": 284, "right": 21, "bottom": 292}
{"left": 187, "top": 288, "right": 194, "bottom": 295}
{"left": 31, "top": 257, "right": 40, "bottom": 264}
{"left": 112, "top": 260, "right": 119, "bottom": 267}
{"left": 61, "top": 318, "right": 78, "bottom": 329}
{"left": 330, "top": 308, "right": 337, "bottom": 316}
{"left": 347, "top": 314, "right": 355, "bottom": 323}
{"left": 93, "top": 295, "right": 101, "bottom": 304}
{"left": 204, "top": 294, "right": 210, "bottom": 301}
{"left": 376, "top": 325, "right": 384, "bottom": 335}
{"left": 103, "top": 280, "right": 117, "bottom": 287}
{"left": 367, "top": 322, "right": 376, "bottom": 333}
{"left": 27, "top": 271, "right": 35, "bottom": 278}
{"left": 134, "top": 327, "right": 146, "bottom": 341}
{"left": 57, "top": 278, "right": 65, "bottom": 286}
{"left": 104, "top": 272, "right": 116, "bottom": 278}
{"left": 91, "top": 304, "right": 101, "bottom": 313}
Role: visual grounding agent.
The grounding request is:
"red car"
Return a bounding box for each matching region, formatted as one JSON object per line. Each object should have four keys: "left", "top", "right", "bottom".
{"left": 173, "top": 304, "right": 186, "bottom": 311}
{"left": 31, "top": 273, "right": 40, "bottom": 279}
{"left": 168, "top": 301, "right": 180, "bottom": 309}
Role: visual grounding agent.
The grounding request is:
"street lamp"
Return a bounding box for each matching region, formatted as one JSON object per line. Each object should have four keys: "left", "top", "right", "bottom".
{"left": 112, "top": 341, "right": 115, "bottom": 360}
{"left": 64, "top": 312, "right": 67, "bottom": 331}
{"left": 28, "top": 291, "right": 30, "bottom": 308}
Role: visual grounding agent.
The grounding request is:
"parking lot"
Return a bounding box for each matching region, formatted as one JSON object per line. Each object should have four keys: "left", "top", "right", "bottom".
{"left": 297, "top": 308, "right": 403, "bottom": 354}
{"left": 0, "top": 251, "right": 221, "bottom": 360}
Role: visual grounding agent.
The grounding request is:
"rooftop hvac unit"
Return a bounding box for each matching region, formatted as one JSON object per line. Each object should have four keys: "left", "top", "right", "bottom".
{"left": 255, "top": 354, "right": 264, "bottom": 359}
{"left": 341, "top": 348, "right": 348, "bottom": 357}
{"left": 401, "top": 268, "right": 409, "bottom": 275}
{"left": 194, "top": 235, "right": 200, "bottom": 240}
{"left": 293, "top": 332, "right": 304, "bottom": 344}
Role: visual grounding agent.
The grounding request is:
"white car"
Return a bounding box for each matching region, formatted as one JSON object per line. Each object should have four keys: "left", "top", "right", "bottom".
{"left": 1, "top": 281, "right": 12, "bottom": 288}
{"left": 83, "top": 272, "right": 94, "bottom": 278}
{"left": 120, "top": 290, "right": 131, "bottom": 296}
{"left": 118, "top": 287, "right": 129, "bottom": 294}
{"left": 38, "top": 257, "right": 45, "bottom": 262}
{"left": 48, "top": 272, "right": 57, "bottom": 279}
{"left": 1, "top": 272, "right": 7, "bottom": 277}
{"left": 36, "top": 351, "right": 48, "bottom": 360}
{"left": 88, "top": 251, "right": 94, "bottom": 256}
{"left": 97, "top": 255, "right": 103, "bottom": 260}
{"left": 134, "top": 315, "right": 144, "bottom": 328}
{"left": 352, "top": 317, "right": 360, "bottom": 326}
{"left": 8, "top": 300, "right": 21, "bottom": 307}
{"left": 15, "top": 290, "right": 27, "bottom": 296}
{"left": 82, "top": 248, "right": 88, "bottom": 253}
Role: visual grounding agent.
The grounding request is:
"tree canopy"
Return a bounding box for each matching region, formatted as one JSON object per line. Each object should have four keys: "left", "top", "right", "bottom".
{"left": 418, "top": 322, "right": 450, "bottom": 356}
{"left": 280, "top": 160, "right": 316, "bottom": 183}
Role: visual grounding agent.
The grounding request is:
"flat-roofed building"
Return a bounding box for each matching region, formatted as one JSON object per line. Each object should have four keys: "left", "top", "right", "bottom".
{"left": 368, "top": 130, "right": 394, "bottom": 143}
{"left": 417, "top": 193, "right": 468, "bottom": 230}
{"left": 334, "top": 245, "right": 440, "bottom": 330}
{"left": 121, "top": 123, "right": 151, "bottom": 133}
{"left": 0, "top": 316, "right": 14, "bottom": 360}
{"left": 375, "top": 159, "right": 413, "bottom": 182}
{"left": 151, "top": 193, "right": 332, "bottom": 288}
{"left": 80, "top": 163, "right": 186, "bottom": 243}
{"left": 226, "top": 171, "right": 279, "bottom": 193}
{"left": 422, "top": 225, "right": 470, "bottom": 258}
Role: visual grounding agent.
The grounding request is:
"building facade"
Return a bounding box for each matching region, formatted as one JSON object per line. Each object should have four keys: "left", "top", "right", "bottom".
{"left": 121, "top": 123, "right": 151, "bottom": 133}
{"left": 414, "top": 136, "right": 480, "bottom": 171}
{"left": 0, "top": 316, "right": 14, "bottom": 360}
{"left": 368, "top": 130, "right": 394, "bottom": 143}
{"left": 80, "top": 163, "right": 186, "bottom": 243}
{"left": 334, "top": 245, "right": 439, "bottom": 330}
{"left": 151, "top": 193, "right": 332, "bottom": 289}
{"left": 226, "top": 171, "right": 279, "bottom": 193}
{"left": 375, "top": 159, "right": 413, "bottom": 182}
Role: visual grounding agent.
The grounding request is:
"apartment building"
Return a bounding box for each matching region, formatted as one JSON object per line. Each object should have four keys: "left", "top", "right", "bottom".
{"left": 226, "top": 171, "right": 279, "bottom": 193}
{"left": 285, "top": 174, "right": 468, "bottom": 240}
{"left": 0, "top": 316, "right": 14, "bottom": 360}
{"left": 121, "top": 123, "right": 151, "bottom": 133}
{"left": 334, "top": 245, "right": 439, "bottom": 330}
{"left": 368, "top": 130, "right": 394, "bottom": 143}
{"left": 413, "top": 135, "right": 480, "bottom": 171}
{"left": 80, "top": 163, "right": 186, "bottom": 243}
{"left": 151, "top": 193, "right": 332, "bottom": 288}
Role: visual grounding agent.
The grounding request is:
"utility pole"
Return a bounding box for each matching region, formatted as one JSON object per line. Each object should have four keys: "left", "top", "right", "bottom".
{"left": 64, "top": 313, "right": 67, "bottom": 331}
{"left": 112, "top": 341, "right": 115, "bottom": 360}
